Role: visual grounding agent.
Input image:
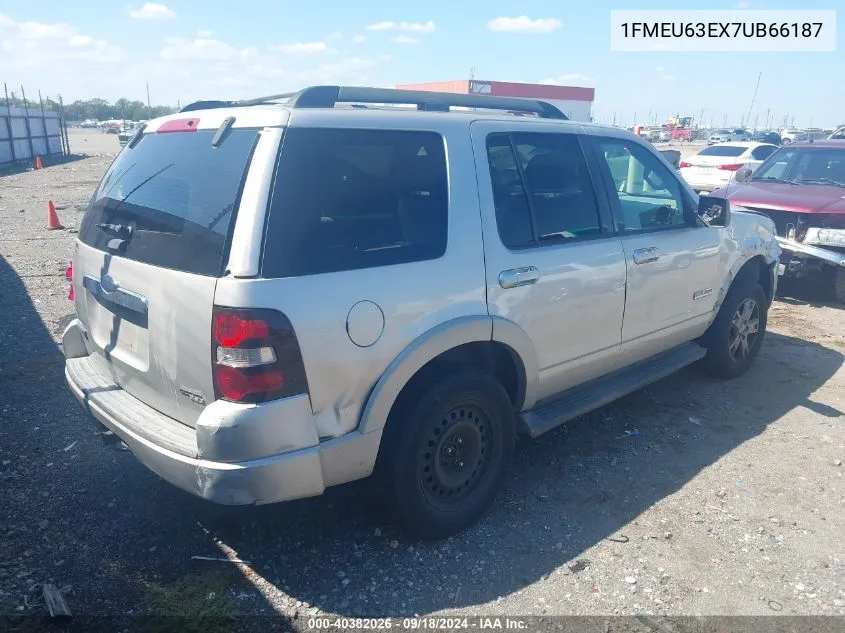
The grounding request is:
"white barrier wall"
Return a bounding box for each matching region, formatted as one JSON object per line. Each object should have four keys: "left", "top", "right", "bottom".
{"left": 0, "top": 106, "right": 66, "bottom": 165}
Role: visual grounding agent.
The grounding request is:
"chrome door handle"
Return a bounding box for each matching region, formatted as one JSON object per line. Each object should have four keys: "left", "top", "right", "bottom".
{"left": 499, "top": 266, "right": 540, "bottom": 289}
{"left": 632, "top": 247, "right": 660, "bottom": 265}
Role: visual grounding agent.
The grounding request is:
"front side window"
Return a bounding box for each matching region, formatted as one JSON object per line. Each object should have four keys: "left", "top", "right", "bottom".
{"left": 594, "top": 138, "right": 690, "bottom": 233}
{"left": 485, "top": 132, "right": 602, "bottom": 249}
{"left": 261, "top": 128, "right": 448, "bottom": 277}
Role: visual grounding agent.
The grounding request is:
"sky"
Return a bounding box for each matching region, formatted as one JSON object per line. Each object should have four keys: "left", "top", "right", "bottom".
{"left": 0, "top": 0, "right": 841, "bottom": 127}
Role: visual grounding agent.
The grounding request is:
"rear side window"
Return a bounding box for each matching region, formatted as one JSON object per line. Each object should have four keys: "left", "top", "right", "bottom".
{"left": 79, "top": 129, "right": 259, "bottom": 276}
{"left": 751, "top": 145, "right": 777, "bottom": 160}
{"left": 486, "top": 132, "right": 602, "bottom": 249}
{"left": 697, "top": 145, "right": 747, "bottom": 157}
{"left": 262, "top": 128, "right": 447, "bottom": 277}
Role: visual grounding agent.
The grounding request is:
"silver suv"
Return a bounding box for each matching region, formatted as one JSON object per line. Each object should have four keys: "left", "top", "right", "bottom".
{"left": 63, "top": 86, "right": 780, "bottom": 539}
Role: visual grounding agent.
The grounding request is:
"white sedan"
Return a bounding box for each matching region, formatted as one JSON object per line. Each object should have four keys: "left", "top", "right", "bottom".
{"left": 679, "top": 142, "right": 779, "bottom": 193}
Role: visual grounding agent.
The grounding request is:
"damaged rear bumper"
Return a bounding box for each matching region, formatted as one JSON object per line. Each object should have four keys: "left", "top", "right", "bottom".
{"left": 63, "top": 319, "right": 381, "bottom": 505}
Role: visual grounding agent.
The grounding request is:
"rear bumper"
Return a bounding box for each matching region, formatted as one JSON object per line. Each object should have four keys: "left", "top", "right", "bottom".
{"left": 63, "top": 319, "right": 381, "bottom": 505}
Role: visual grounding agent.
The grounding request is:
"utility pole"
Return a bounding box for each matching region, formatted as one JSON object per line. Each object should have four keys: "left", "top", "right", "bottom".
{"left": 766, "top": 108, "right": 771, "bottom": 129}
{"left": 754, "top": 114, "right": 759, "bottom": 130}
{"left": 723, "top": 114, "right": 727, "bottom": 127}
{"left": 146, "top": 82, "right": 151, "bottom": 119}
{"left": 699, "top": 108, "right": 704, "bottom": 128}
{"left": 648, "top": 107, "right": 652, "bottom": 125}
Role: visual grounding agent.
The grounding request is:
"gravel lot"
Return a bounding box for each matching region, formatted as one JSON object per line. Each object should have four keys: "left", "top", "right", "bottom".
{"left": 2, "top": 131, "right": 845, "bottom": 624}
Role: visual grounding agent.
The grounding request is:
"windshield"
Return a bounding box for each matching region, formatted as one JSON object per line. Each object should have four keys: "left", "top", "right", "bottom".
{"left": 79, "top": 128, "right": 259, "bottom": 276}
{"left": 753, "top": 146, "right": 845, "bottom": 185}
{"left": 697, "top": 146, "right": 747, "bottom": 157}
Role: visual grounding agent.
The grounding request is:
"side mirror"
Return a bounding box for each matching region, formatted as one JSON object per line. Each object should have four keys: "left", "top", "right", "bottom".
{"left": 734, "top": 167, "right": 753, "bottom": 183}
{"left": 697, "top": 195, "right": 731, "bottom": 227}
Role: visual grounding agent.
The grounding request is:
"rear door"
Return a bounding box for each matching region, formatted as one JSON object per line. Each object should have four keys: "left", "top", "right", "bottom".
{"left": 73, "top": 123, "right": 261, "bottom": 426}
{"left": 471, "top": 121, "right": 627, "bottom": 402}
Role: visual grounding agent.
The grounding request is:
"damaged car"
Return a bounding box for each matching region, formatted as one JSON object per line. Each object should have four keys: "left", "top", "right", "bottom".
{"left": 709, "top": 140, "right": 845, "bottom": 302}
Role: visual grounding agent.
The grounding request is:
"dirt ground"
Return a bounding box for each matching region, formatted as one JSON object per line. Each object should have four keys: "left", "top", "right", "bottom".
{"left": 1, "top": 132, "right": 845, "bottom": 625}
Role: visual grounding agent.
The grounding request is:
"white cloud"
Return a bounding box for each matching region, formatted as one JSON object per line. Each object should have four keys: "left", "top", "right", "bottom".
{"left": 161, "top": 36, "right": 237, "bottom": 61}
{"left": 541, "top": 73, "right": 596, "bottom": 86}
{"left": 365, "top": 20, "right": 435, "bottom": 34}
{"left": 272, "top": 41, "right": 333, "bottom": 54}
{"left": 128, "top": 3, "right": 176, "bottom": 20}
{"left": 352, "top": 34, "right": 367, "bottom": 43}
{"left": 487, "top": 16, "right": 562, "bottom": 34}
{"left": 391, "top": 35, "right": 420, "bottom": 45}
{"left": 197, "top": 29, "right": 213, "bottom": 38}
{"left": 0, "top": 12, "right": 123, "bottom": 68}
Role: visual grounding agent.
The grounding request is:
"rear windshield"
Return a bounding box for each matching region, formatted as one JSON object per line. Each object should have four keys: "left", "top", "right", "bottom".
{"left": 79, "top": 128, "right": 259, "bottom": 276}
{"left": 261, "top": 128, "right": 448, "bottom": 278}
{"left": 697, "top": 146, "right": 747, "bottom": 157}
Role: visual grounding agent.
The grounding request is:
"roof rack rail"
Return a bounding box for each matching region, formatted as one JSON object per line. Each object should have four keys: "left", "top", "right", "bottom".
{"left": 180, "top": 100, "right": 238, "bottom": 113}
{"left": 235, "top": 85, "right": 569, "bottom": 119}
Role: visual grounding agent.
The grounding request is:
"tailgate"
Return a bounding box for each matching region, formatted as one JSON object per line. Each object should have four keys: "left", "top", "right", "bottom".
{"left": 73, "top": 242, "right": 217, "bottom": 426}
{"left": 73, "top": 125, "right": 261, "bottom": 427}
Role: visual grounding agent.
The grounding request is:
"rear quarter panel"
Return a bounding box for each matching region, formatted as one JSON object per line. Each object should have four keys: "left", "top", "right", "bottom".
{"left": 215, "top": 111, "right": 489, "bottom": 439}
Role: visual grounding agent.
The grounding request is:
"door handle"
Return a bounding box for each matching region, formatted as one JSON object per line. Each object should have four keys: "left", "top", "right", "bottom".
{"left": 499, "top": 266, "right": 540, "bottom": 289}
{"left": 632, "top": 247, "right": 660, "bottom": 265}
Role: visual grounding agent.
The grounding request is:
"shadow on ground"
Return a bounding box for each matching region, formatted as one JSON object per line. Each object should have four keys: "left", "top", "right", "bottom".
{"left": 0, "top": 154, "right": 87, "bottom": 178}
{"left": 2, "top": 247, "right": 843, "bottom": 621}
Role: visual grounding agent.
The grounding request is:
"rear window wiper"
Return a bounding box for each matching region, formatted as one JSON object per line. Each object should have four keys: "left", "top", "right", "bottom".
{"left": 96, "top": 222, "right": 134, "bottom": 238}
{"left": 798, "top": 177, "right": 845, "bottom": 189}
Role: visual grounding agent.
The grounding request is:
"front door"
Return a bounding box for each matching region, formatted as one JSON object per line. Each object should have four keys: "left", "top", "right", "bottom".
{"left": 471, "top": 122, "right": 627, "bottom": 403}
{"left": 584, "top": 135, "right": 723, "bottom": 368}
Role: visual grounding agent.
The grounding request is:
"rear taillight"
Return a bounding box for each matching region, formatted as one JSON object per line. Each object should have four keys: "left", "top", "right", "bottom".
{"left": 66, "top": 261, "right": 74, "bottom": 301}
{"left": 211, "top": 307, "right": 308, "bottom": 404}
{"left": 719, "top": 163, "right": 744, "bottom": 171}
{"left": 679, "top": 161, "right": 692, "bottom": 168}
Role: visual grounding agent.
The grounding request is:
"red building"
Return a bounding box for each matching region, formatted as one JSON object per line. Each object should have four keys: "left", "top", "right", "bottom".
{"left": 395, "top": 79, "right": 594, "bottom": 122}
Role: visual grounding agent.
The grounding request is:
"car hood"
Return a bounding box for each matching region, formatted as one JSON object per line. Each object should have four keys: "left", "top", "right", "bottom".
{"left": 710, "top": 181, "right": 845, "bottom": 214}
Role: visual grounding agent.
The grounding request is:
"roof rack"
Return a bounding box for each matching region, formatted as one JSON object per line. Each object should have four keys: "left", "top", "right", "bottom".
{"left": 180, "top": 85, "right": 568, "bottom": 119}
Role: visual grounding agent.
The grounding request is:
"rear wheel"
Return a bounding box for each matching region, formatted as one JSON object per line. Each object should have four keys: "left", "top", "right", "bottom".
{"left": 702, "top": 279, "right": 768, "bottom": 378}
{"left": 380, "top": 371, "right": 515, "bottom": 540}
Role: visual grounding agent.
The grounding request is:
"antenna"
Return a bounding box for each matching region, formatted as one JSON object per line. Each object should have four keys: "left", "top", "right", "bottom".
{"left": 743, "top": 71, "right": 762, "bottom": 131}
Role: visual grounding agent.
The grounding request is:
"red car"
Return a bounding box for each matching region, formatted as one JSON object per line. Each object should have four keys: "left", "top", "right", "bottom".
{"left": 708, "top": 140, "right": 845, "bottom": 302}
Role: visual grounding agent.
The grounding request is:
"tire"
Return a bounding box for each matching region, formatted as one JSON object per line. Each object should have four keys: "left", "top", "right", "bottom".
{"left": 834, "top": 268, "right": 845, "bottom": 305}
{"left": 702, "top": 279, "right": 768, "bottom": 379}
{"left": 379, "top": 371, "right": 516, "bottom": 540}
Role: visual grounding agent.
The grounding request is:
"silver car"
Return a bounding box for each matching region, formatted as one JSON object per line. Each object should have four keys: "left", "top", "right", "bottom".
{"left": 63, "top": 86, "right": 780, "bottom": 539}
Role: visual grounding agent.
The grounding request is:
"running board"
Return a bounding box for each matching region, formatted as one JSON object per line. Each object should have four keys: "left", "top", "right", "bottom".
{"left": 519, "top": 343, "right": 707, "bottom": 438}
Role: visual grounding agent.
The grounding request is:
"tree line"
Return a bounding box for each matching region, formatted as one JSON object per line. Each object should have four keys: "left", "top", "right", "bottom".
{"left": 3, "top": 93, "right": 176, "bottom": 121}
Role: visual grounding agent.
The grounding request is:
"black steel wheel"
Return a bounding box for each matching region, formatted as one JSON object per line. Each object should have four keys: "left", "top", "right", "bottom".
{"left": 380, "top": 371, "right": 515, "bottom": 540}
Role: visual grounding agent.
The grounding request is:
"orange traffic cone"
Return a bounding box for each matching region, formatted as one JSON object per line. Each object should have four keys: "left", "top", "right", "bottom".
{"left": 35, "top": 156, "right": 43, "bottom": 170}
{"left": 47, "top": 200, "right": 63, "bottom": 230}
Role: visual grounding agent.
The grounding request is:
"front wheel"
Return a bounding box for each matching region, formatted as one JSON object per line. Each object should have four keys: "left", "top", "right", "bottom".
{"left": 702, "top": 280, "right": 768, "bottom": 379}
{"left": 379, "top": 371, "right": 516, "bottom": 540}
